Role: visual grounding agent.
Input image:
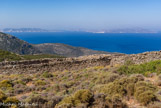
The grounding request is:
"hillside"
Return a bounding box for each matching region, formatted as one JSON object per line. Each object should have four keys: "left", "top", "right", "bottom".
{"left": 0, "top": 32, "right": 111, "bottom": 57}
{"left": 34, "top": 43, "right": 110, "bottom": 57}
{"left": 0, "top": 51, "right": 161, "bottom": 108}
{"left": 0, "top": 32, "right": 40, "bottom": 54}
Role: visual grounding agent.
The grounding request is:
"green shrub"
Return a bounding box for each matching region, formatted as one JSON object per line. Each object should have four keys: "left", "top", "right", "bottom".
{"left": 20, "top": 77, "right": 32, "bottom": 83}
{"left": 134, "top": 81, "right": 157, "bottom": 105}
{"left": 118, "top": 60, "right": 161, "bottom": 75}
{"left": 14, "top": 80, "right": 26, "bottom": 85}
{"left": 0, "top": 90, "right": 7, "bottom": 102}
{"left": 4, "top": 97, "right": 19, "bottom": 104}
{"left": 100, "top": 81, "right": 126, "bottom": 97}
{"left": 26, "top": 95, "right": 47, "bottom": 104}
{"left": 137, "top": 91, "right": 157, "bottom": 105}
{"left": 42, "top": 72, "right": 53, "bottom": 78}
{"left": 126, "top": 83, "right": 135, "bottom": 96}
{"left": 35, "top": 80, "right": 46, "bottom": 86}
{"left": 56, "top": 89, "right": 93, "bottom": 107}
{"left": 0, "top": 91, "right": 20, "bottom": 107}
{"left": 73, "top": 89, "right": 93, "bottom": 104}
{"left": 98, "top": 78, "right": 158, "bottom": 105}
{"left": 95, "top": 72, "right": 120, "bottom": 84}
{"left": 105, "top": 94, "right": 128, "bottom": 108}
{"left": 0, "top": 49, "right": 21, "bottom": 62}
{"left": 98, "top": 75, "right": 144, "bottom": 97}
{"left": 0, "top": 80, "right": 13, "bottom": 88}
{"left": 124, "top": 60, "right": 134, "bottom": 65}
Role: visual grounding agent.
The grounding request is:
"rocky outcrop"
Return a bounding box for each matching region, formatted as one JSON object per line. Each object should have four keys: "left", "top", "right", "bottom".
{"left": 1, "top": 51, "right": 161, "bottom": 74}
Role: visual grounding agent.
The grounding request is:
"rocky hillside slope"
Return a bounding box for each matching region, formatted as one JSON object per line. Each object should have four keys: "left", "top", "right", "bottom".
{"left": 1, "top": 51, "right": 161, "bottom": 108}
{"left": 33, "top": 43, "right": 109, "bottom": 57}
{"left": 0, "top": 32, "right": 111, "bottom": 57}
{"left": 0, "top": 32, "right": 40, "bottom": 54}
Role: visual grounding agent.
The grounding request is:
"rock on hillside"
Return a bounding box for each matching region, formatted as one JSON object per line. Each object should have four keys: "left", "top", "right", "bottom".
{"left": 0, "top": 32, "right": 112, "bottom": 57}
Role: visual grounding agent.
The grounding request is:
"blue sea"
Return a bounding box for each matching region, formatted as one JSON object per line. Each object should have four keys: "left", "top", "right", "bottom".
{"left": 6, "top": 32, "right": 161, "bottom": 54}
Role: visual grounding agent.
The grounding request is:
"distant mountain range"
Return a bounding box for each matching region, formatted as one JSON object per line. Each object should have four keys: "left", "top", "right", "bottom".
{"left": 2, "top": 28, "right": 49, "bottom": 32}
{"left": 0, "top": 32, "right": 112, "bottom": 57}
{"left": 87, "top": 28, "right": 158, "bottom": 33}
{"left": 1, "top": 28, "right": 158, "bottom": 33}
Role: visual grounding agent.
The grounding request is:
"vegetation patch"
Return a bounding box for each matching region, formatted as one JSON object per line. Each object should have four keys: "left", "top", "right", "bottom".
{"left": 56, "top": 89, "right": 93, "bottom": 107}
{"left": 0, "top": 80, "right": 13, "bottom": 88}
{"left": 0, "top": 58, "right": 161, "bottom": 108}
{"left": 0, "top": 49, "right": 21, "bottom": 62}
{"left": 97, "top": 75, "right": 144, "bottom": 97}
{"left": 0, "top": 49, "right": 65, "bottom": 62}
{"left": 134, "top": 81, "right": 157, "bottom": 105}
{"left": 35, "top": 80, "right": 46, "bottom": 86}
{"left": 118, "top": 60, "right": 161, "bottom": 75}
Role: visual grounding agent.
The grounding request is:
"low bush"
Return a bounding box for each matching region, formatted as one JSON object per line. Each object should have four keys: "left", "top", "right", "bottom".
{"left": 35, "top": 80, "right": 46, "bottom": 86}
{"left": 4, "top": 97, "right": 19, "bottom": 104}
{"left": 98, "top": 75, "right": 144, "bottom": 97}
{"left": 95, "top": 75, "right": 159, "bottom": 105}
{"left": 106, "top": 94, "right": 128, "bottom": 108}
{"left": 134, "top": 81, "right": 157, "bottom": 105}
{"left": 0, "top": 90, "right": 7, "bottom": 102}
{"left": 73, "top": 89, "right": 93, "bottom": 104}
{"left": 26, "top": 95, "right": 48, "bottom": 108}
{"left": 56, "top": 89, "right": 93, "bottom": 107}
{"left": 118, "top": 60, "right": 161, "bottom": 75}
{"left": 0, "top": 80, "right": 13, "bottom": 89}
{"left": 0, "top": 90, "right": 20, "bottom": 107}
{"left": 42, "top": 72, "right": 53, "bottom": 78}
{"left": 21, "top": 77, "right": 32, "bottom": 83}
{"left": 95, "top": 72, "right": 120, "bottom": 84}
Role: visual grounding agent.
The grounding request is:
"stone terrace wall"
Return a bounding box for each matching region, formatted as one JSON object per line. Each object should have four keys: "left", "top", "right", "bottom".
{"left": 110, "top": 51, "right": 161, "bottom": 65}
{"left": 0, "top": 54, "right": 112, "bottom": 74}
{"left": 1, "top": 51, "right": 161, "bottom": 74}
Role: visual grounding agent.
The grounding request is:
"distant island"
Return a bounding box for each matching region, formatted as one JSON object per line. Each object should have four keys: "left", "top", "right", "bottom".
{"left": 87, "top": 28, "right": 158, "bottom": 33}
{"left": 1, "top": 28, "right": 159, "bottom": 33}
{"left": 1, "top": 28, "right": 49, "bottom": 32}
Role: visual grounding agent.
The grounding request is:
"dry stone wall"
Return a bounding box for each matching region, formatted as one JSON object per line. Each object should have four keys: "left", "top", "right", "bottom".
{"left": 0, "top": 55, "right": 112, "bottom": 74}
{"left": 110, "top": 51, "right": 161, "bottom": 65}
{"left": 1, "top": 51, "right": 161, "bottom": 74}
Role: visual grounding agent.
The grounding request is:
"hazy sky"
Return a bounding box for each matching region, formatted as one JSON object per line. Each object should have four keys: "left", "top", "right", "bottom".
{"left": 1, "top": 0, "right": 161, "bottom": 30}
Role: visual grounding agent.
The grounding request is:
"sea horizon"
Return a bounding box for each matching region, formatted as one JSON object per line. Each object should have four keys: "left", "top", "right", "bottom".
{"left": 6, "top": 32, "right": 161, "bottom": 54}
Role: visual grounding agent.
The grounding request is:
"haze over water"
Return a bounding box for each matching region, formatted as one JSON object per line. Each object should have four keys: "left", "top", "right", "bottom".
{"left": 8, "top": 32, "right": 161, "bottom": 54}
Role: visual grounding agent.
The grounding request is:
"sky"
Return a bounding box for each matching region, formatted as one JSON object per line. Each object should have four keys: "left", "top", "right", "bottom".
{"left": 0, "top": 0, "right": 161, "bottom": 31}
